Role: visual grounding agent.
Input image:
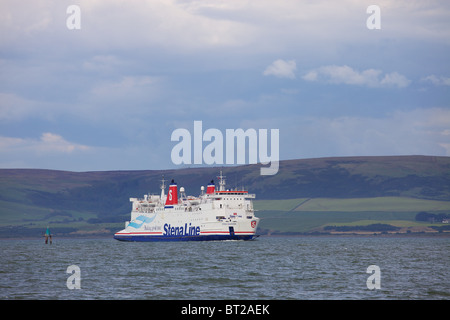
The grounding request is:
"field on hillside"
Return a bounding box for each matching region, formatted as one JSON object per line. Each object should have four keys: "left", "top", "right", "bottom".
{"left": 0, "top": 196, "right": 449, "bottom": 238}
{"left": 258, "top": 197, "right": 450, "bottom": 212}
{"left": 254, "top": 197, "right": 450, "bottom": 235}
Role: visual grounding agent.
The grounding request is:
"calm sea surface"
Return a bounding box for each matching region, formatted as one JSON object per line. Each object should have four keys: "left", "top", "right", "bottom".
{"left": 0, "top": 237, "right": 448, "bottom": 300}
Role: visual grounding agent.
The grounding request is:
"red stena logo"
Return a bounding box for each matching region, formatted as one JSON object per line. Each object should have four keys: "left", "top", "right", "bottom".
{"left": 168, "top": 189, "right": 172, "bottom": 201}
{"left": 251, "top": 220, "right": 257, "bottom": 228}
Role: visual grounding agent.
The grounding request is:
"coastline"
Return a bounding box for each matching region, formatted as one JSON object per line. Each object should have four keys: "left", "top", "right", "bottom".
{"left": 1, "top": 230, "right": 449, "bottom": 241}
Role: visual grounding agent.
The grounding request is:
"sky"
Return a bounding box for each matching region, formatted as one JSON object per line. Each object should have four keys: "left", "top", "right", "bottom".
{"left": 1, "top": 0, "right": 450, "bottom": 171}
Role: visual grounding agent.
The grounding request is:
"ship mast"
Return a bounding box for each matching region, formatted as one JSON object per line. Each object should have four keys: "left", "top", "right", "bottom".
{"left": 218, "top": 170, "right": 226, "bottom": 191}
{"left": 160, "top": 176, "right": 166, "bottom": 199}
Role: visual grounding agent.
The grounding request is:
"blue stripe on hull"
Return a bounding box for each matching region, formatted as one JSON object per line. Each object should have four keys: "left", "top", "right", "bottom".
{"left": 114, "top": 234, "right": 257, "bottom": 242}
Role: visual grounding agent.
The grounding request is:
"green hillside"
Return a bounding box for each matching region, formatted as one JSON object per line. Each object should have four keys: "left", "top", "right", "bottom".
{"left": 254, "top": 197, "right": 450, "bottom": 235}
{"left": 0, "top": 155, "right": 449, "bottom": 238}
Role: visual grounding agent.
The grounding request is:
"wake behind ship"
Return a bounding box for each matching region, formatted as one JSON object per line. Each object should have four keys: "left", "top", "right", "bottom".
{"left": 114, "top": 172, "right": 260, "bottom": 241}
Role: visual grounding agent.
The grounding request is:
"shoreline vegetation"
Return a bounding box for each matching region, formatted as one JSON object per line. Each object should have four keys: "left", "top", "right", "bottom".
{"left": 0, "top": 210, "right": 450, "bottom": 239}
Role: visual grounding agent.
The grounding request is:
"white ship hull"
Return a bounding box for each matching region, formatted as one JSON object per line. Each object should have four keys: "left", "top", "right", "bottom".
{"left": 114, "top": 174, "right": 260, "bottom": 242}
{"left": 114, "top": 217, "right": 259, "bottom": 241}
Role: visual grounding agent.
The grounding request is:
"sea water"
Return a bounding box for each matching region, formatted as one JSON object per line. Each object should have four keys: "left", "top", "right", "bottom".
{"left": 0, "top": 236, "right": 448, "bottom": 300}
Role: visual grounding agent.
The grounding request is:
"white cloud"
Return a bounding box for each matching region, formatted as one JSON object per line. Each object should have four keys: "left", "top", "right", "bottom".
{"left": 0, "top": 133, "right": 91, "bottom": 155}
{"left": 422, "top": 75, "right": 450, "bottom": 86}
{"left": 380, "top": 72, "right": 411, "bottom": 88}
{"left": 40, "top": 133, "right": 91, "bottom": 153}
{"left": 296, "top": 108, "right": 450, "bottom": 157}
{"left": 252, "top": 107, "right": 450, "bottom": 160}
{"left": 1, "top": 0, "right": 449, "bottom": 56}
{"left": 0, "top": 132, "right": 172, "bottom": 171}
{"left": 76, "top": 0, "right": 258, "bottom": 51}
{"left": 302, "top": 65, "right": 411, "bottom": 88}
{"left": 240, "top": 106, "right": 450, "bottom": 162}
{"left": 263, "top": 59, "right": 297, "bottom": 79}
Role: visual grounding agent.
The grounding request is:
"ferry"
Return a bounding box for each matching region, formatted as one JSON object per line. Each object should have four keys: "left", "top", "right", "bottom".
{"left": 114, "top": 172, "right": 260, "bottom": 241}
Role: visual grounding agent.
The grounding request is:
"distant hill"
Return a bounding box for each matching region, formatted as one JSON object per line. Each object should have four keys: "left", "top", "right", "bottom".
{"left": 0, "top": 155, "right": 449, "bottom": 237}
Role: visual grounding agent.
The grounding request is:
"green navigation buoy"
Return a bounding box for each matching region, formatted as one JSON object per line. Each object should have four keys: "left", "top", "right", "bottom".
{"left": 44, "top": 226, "right": 52, "bottom": 244}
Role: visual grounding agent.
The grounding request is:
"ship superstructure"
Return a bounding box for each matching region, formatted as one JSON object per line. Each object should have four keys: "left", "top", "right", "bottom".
{"left": 114, "top": 172, "right": 260, "bottom": 241}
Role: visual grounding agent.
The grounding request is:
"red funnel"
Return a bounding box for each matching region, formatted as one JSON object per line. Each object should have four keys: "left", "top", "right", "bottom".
{"left": 165, "top": 179, "right": 178, "bottom": 206}
{"left": 206, "top": 180, "right": 215, "bottom": 194}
